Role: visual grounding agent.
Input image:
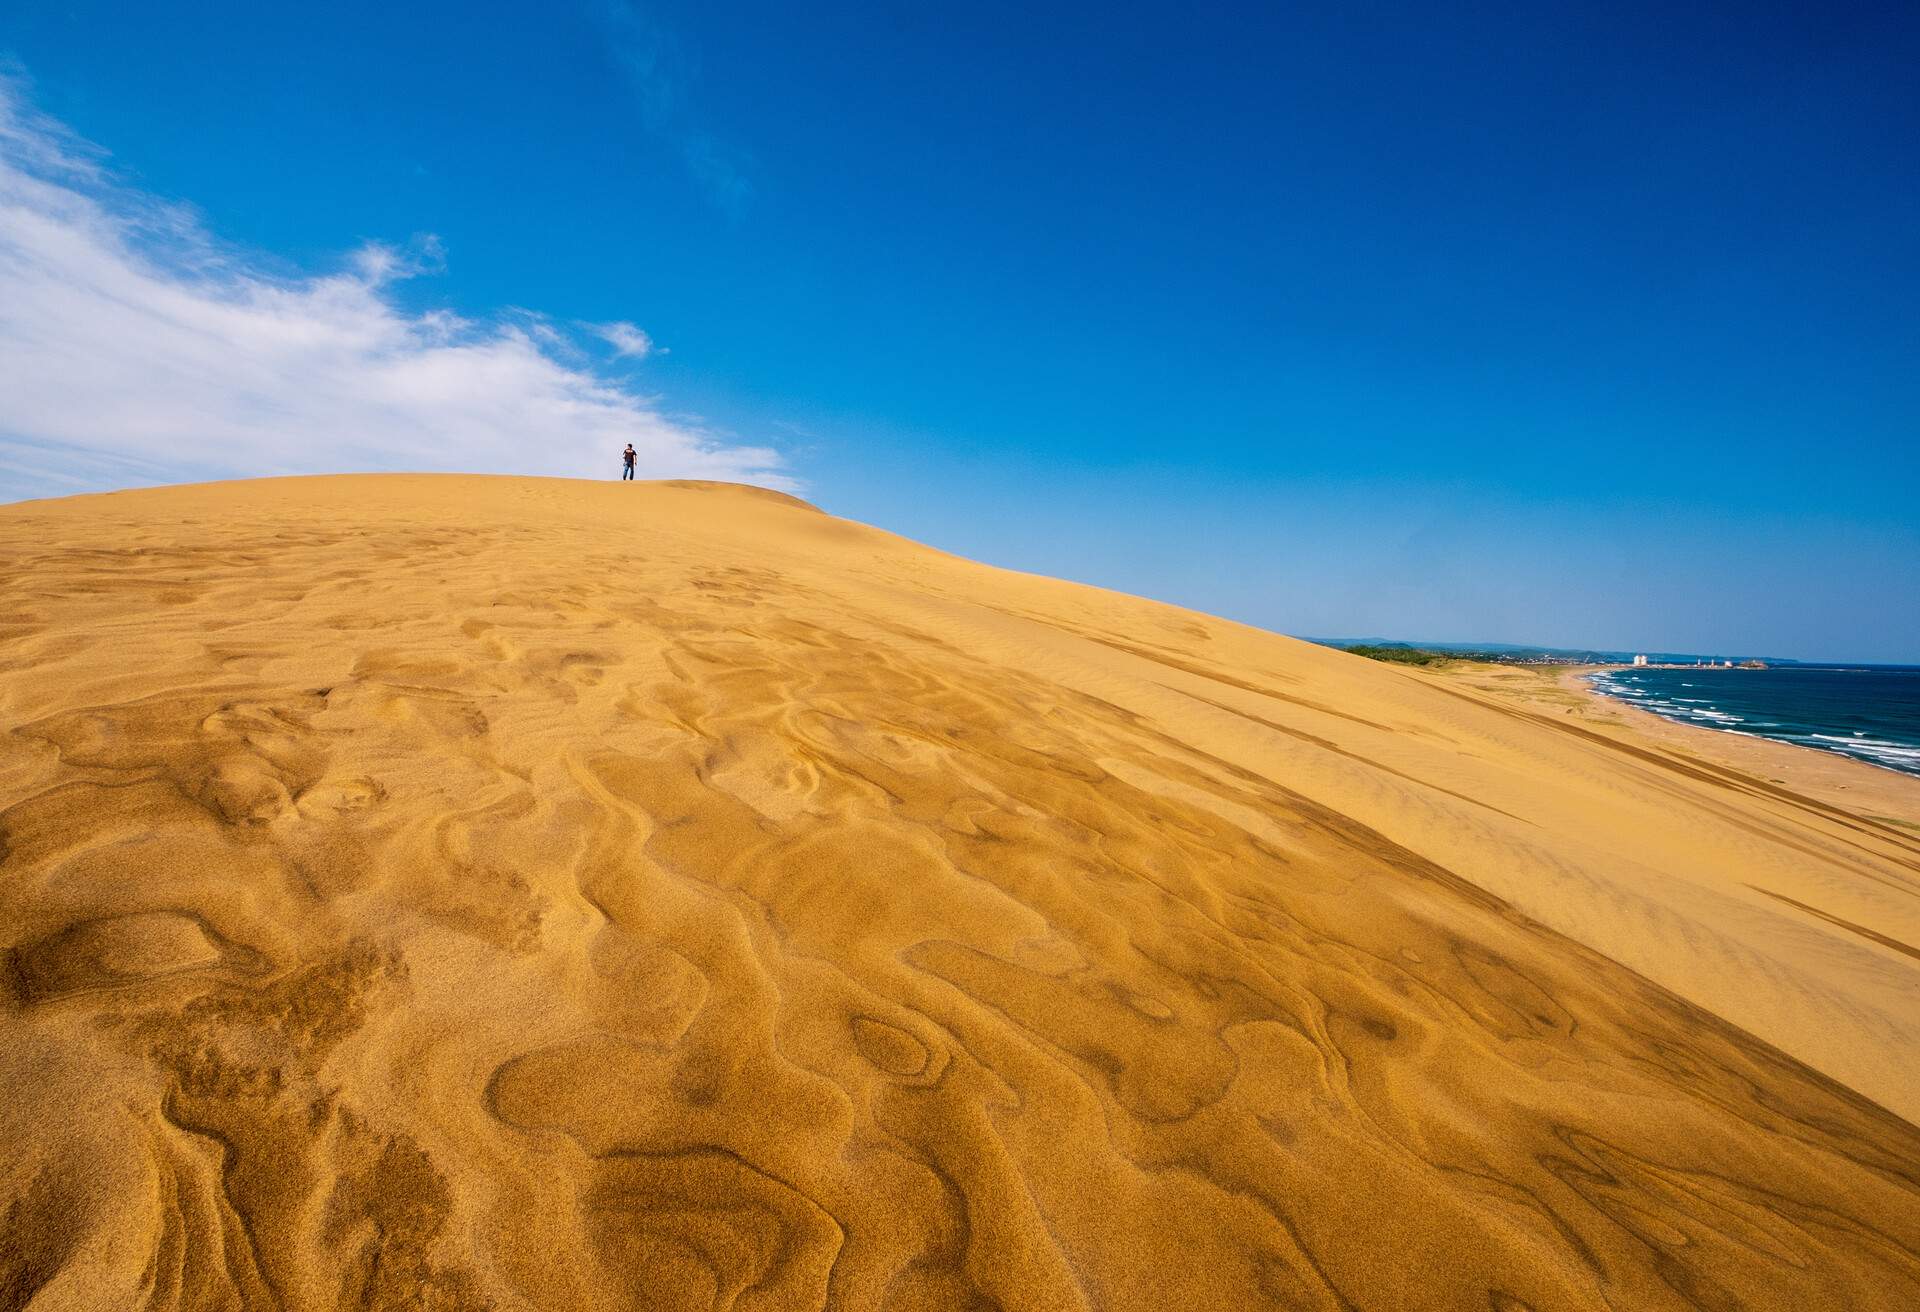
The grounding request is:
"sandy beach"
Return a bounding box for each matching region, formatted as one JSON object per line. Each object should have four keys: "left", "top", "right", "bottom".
{"left": 3, "top": 475, "right": 1917, "bottom": 1310}
{"left": 1567, "top": 665, "right": 1920, "bottom": 824}
{"left": 1431, "top": 661, "right": 1920, "bottom": 827}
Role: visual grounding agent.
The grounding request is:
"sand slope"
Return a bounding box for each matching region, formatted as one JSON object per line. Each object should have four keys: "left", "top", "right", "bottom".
{"left": 1, "top": 474, "right": 1917, "bottom": 1311}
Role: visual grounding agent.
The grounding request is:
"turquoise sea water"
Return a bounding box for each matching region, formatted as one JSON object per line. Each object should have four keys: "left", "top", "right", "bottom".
{"left": 1586, "top": 665, "right": 1920, "bottom": 778}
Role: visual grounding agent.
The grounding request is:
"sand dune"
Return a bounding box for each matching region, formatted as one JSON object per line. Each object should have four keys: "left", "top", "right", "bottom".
{"left": 2, "top": 474, "right": 1917, "bottom": 1310}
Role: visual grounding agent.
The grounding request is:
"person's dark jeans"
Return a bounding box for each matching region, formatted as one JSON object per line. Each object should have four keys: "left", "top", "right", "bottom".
{"left": 622, "top": 464, "right": 635, "bottom": 480}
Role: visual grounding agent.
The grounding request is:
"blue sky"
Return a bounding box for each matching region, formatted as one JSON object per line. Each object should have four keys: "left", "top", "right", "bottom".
{"left": 2, "top": 2, "right": 1916, "bottom": 661}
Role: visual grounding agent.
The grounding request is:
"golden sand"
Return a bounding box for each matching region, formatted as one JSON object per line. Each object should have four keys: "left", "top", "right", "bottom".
{"left": 2, "top": 474, "right": 1917, "bottom": 1310}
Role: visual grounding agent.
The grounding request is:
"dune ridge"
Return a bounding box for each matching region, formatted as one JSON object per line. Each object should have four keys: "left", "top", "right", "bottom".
{"left": 1, "top": 474, "right": 1917, "bottom": 1310}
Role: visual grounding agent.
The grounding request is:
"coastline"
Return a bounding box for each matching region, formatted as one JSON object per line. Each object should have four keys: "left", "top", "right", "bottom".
{"left": 1431, "top": 661, "right": 1920, "bottom": 829}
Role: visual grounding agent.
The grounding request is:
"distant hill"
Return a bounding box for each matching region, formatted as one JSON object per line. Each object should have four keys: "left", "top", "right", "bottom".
{"left": 1304, "top": 637, "right": 1804, "bottom": 666}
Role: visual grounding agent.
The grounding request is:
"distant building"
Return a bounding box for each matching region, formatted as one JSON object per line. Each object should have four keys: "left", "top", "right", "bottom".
{"left": 1632, "top": 654, "right": 1648, "bottom": 666}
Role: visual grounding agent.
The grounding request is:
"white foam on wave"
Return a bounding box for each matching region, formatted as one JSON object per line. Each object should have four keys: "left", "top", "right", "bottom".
{"left": 1810, "top": 733, "right": 1920, "bottom": 758}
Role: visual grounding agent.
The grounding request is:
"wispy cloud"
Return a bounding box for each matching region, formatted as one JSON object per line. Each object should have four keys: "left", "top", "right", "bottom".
{"left": 0, "top": 73, "right": 791, "bottom": 503}
{"left": 587, "top": 320, "right": 656, "bottom": 358}
{"left": 596, "top": 1, "right": 756, "bottom": 219}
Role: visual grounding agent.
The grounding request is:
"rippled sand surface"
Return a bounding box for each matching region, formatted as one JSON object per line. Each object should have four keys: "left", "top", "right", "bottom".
{"left": 2, "top": 475, "right": 1917, "bottom": 1310}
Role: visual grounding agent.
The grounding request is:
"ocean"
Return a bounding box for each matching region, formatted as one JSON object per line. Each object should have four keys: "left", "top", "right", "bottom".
{"left": 1586, "top": 664, "right": 1920, "bottom": 778}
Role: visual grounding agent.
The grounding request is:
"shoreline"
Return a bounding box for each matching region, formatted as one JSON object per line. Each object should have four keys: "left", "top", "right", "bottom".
{"left": 1565, "top": 663, "right": 1920, "bottom": 825}
{"left": 1428, "top": 661, "right": 1920, "bottom": 829}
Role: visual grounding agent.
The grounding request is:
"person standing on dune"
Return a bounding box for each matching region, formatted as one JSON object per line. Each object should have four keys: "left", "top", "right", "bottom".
{"left": 621, "top": 444, "right": 636, "bottom": 480}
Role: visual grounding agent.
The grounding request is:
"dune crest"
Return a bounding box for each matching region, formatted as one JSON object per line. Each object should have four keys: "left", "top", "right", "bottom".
{"left": 2, "top": 474, "right": 1917, "bottom": 1309}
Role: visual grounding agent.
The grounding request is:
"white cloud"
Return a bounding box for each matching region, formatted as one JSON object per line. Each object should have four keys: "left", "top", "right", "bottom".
{"left": 0, "top": 75, "right": 792, "bottom": 502}
{"left": 588, "top": 320, "right": 655, "bottom": 358}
